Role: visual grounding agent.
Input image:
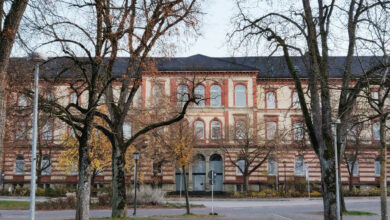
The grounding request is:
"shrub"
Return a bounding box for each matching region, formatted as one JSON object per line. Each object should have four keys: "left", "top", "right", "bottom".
{"left": 97, "top": 193, "right": 111, "bottom": 206}
{"left": 36, "top": 195, "right": 76, "bottom": 210}
{"left": 127, "top": 185, "right": 165, "bottom": 205}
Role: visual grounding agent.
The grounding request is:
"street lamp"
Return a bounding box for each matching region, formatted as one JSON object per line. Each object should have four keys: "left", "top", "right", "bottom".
{"left": 133, "top": 152, "right": 139, "bottom": 216}
{"left": 333, "top": 118, "right": 341, "bottom": 220}
{"left": 29, "top": 52, "right": 47, "bottom": 220}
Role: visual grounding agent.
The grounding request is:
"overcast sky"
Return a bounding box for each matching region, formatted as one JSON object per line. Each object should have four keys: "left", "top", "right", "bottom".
{"left": 175, "top": 0, "right": 236, "bottom": 57}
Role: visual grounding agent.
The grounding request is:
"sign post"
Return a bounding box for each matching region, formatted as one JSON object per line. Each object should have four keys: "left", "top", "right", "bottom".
{"left": 208, "top": 170, "right": 217, "bottom": 215}
{"left": 305, "top": 164, "right": 310, "bottom": 199}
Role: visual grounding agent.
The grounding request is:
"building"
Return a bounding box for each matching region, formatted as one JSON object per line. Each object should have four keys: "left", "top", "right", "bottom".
{"left": 1, "top": 54, "right": 388, "bottom": 192}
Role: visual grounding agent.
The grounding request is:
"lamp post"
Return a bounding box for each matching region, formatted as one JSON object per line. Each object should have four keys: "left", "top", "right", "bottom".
{"left": 133, "top": 152, "right": 139, "bottom": 216}
{"left": 29, "top": 52, "right": 47, "bottom": 220}
{"left": 333, "top": 118, "right": 341, "bottom": 220}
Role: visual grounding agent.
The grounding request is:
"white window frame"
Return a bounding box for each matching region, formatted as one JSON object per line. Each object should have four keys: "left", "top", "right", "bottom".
{"left": 375, "top": 158, "right": 381, "bottom": 177}
{"left": 194, "top": 85, "right": 205, "bottom": 106}
{"left": 373, "top": 121, "right": 380, "bottom": 141}
{"left": 292, "top": 91, "right": 300, "bottom": 109}
{"left": 123, "top": 122, "right": 131, "bottom": 140}
{"left": 236, "top": 159, "right": 245, "bottom": 176}
{"left": 15, "top": 155, "right": 24, "bottom": 175}
{"left": 194, "top": 120, "right": 205, "bottom": 140}
{"left": 42, "top": 121, "right": 53, "bottom": 141}
{"left": 211, "top": 120, "right": 222, "bottom": 140}
{"left": 210, "top": 85, "right": 221, "bottom": 107}
{"left": 235, "top": 85, "right": 246, "bottom": 107}
{"left": 294, "top": 156, "right": 304, "bottom": 176}
{"left": 293, "top": 121, "right": 304, "bottom": 141}
{"left": 266, "top": 121, "right": 277, "bottom": 140}
{"left": 18, "top": 95, "right": 27, "bottom": 107}
{"left": 42, "top": 155, "right": 51, "bottom": 175}
{"left": 235, "top": 120, "right": 246, "bottom": 140}
{"left": 266, "top": 91, "right": 276, "bottom": 109}
{"left": 268, "top": 157, "right": 278, "bottom": 176}
{"left": 177, "top": 84, "right": 189, "bottom": 107}
{"left": 70, "top": 92, "right": 77, "bottom": 104}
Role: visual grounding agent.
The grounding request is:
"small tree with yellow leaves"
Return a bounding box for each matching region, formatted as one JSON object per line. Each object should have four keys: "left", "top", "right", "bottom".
{"left": 164, "top": 120, "right": 196, "bottom": 215}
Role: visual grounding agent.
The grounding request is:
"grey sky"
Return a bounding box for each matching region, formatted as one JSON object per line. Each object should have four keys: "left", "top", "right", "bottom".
{"left": 173, "top": 0, "right": 236, "bottom": 57}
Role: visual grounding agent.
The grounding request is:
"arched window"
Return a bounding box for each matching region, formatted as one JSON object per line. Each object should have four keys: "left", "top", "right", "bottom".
{"left": 15, "top": 155, "right": 24, "bottom": 175}
{"left": 42, "top": 155, "right": 51, "bottom": 175}
{"left": 210, "top": 85, "right": 221, "bottom": 107}
{"left": 177, "top": 84, "right": 188, "bottom": 106}
{"left": 268, "top": 157, "right": 277, "bottom": 176}
{"left": 373, "top": 121, "right": 380, "bottom": 141}
{"left": 194, "top": 85, "right": 205, "bottom": 106}
{"left": 235, "top": 120, "right": 246, "bottom": 139}
{"left": 194, "top": 120, "right": 205, "bottom": 140}
{"left": 211, "top": 120, "right": 222, "bottom": 140}
{"left": 192, "top": 154, "right": 206, "bottom": 191}
{"left": 235, "top": 85, "right": 246, "bottom": 107}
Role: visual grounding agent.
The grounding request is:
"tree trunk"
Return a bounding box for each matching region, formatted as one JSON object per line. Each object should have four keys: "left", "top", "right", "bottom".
{"left": 243, "top": 174, "right": 249, "bottom": 192}
{"left": 182, "top": 165, "right": 190, "bottom": 215}
{"left": 0, "top": 0, "right": 29, "bottom": 175}
{"left": 75, "top": 137, "right": 91, "bottom": 220}
{"left": 152, "top": 162, "right": 159, "bottom": 189}
{"left": 111, "top": 142, "right": 127, "bottom": 218}
{"left": 379, "top": 116, "right": 387, "bottom": 220}
{"left": 320, "top": 157, "right": 337, "bottom": 220}
{"left": 348, "top": 176, "right": 353, "bottom": 192}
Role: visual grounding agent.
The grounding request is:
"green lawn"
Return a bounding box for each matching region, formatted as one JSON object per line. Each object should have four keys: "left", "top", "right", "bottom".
{"left": 90, "top": 218, "right": 155, "bottom": 220}
{"left": 0, "top": 200, "right": 30, "bottom": 210}
{"left": 344, "top": 210, "right": 377, "bottom": 216}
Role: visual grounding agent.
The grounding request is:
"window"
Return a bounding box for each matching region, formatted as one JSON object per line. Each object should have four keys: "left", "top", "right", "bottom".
{"left": 15, "top": 155, "right": 24, "bottom": 175}
{"left": 42, "top": 155, "right": 51, "bottom": 175}
{"left": 348, "top": 161, "right": 358, "bottom": 177}
{"left": 123, "top": 122, "right": 131, "bottom": 140}
{"left": 235, "top": 120, "right": 246, "bottom": 139}
{"left": 293, "top": 121, "right": 304, "bottom": 141}
{"left": 133, "top": 86, "right": 142, "bottom": 106}
{"left": 46, "top": 92, "right": 54, "bottom": 101}
{"left": 70, "top": 92, "right": 77, "bottom": 104}
{"left": 194, "top": 85, "right": 205, "bottom": 106}
{"left": 292, "top": 91, "right": 300, "bottom": 109}
{"left": 375, "top": 158, "right": 381, "bottom": 177}
{"left": 98, "top": 94, "right": 105, "bottom": 105}
{"left": 235, "top": 85, "right": 246, "bottom": 107}
{"left": 295, "top": 156, "right": 304, "bottom": 176}
{"left": 236, "top": 159, "right": 245, "bottom": 175}
{"left": 210, "top": 85, "right": 221, "bottom": 107}
{"left": 177, "top": 84, "right": 189, "bottom": 107}
{"left": 16, "top": 121, "right": 27, "bottom": 140}
{"left": 194, "top": 120, "right": 205, "bottom": 140}
{"left": 373, "top": 121, "right": 380, "bottom": 141}
{"left": 266, "top": 91, "right": 276, "bottom": 109}
{"left": 211, "top": 120, "right": 222, "bottom": 140}
{"left": 42, "top": 121, "right": 53, "bottom": 141}
{"left": 152, "top": 84, "right": 163, "bottom": 104}
{"left": 347, "top": 123, "right": 357, "bottom": 141}
{"left": 266, "top": 121, "right": 277, "bottom": 140}
{"left": 268, "top": 157, "right": 277, "bottom": 176}
{"left": 371, "top": 91, "right": 379, "bottom": 104}
{"left": 17, "top": 95, "right": 27, "bottom": 107}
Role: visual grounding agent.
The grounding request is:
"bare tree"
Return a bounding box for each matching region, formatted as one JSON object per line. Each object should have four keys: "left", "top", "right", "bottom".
{"left": 21, "top": 0, "right": 202, "bottom": 218}
{"left": 230, "top": 1, "right": 390, "bottom": 218}
{"left": 223, "top": 119, "right": 273, "bottom": 192}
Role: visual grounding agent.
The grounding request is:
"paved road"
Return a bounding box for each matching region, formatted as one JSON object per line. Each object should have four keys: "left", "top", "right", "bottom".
{"left": 0, "top": 197, "right": 387, "bottom": 219}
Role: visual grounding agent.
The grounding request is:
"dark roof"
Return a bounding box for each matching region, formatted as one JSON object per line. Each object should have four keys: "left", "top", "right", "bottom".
{"left": 8, "top": 54, "right": 384, "bottom": 79}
